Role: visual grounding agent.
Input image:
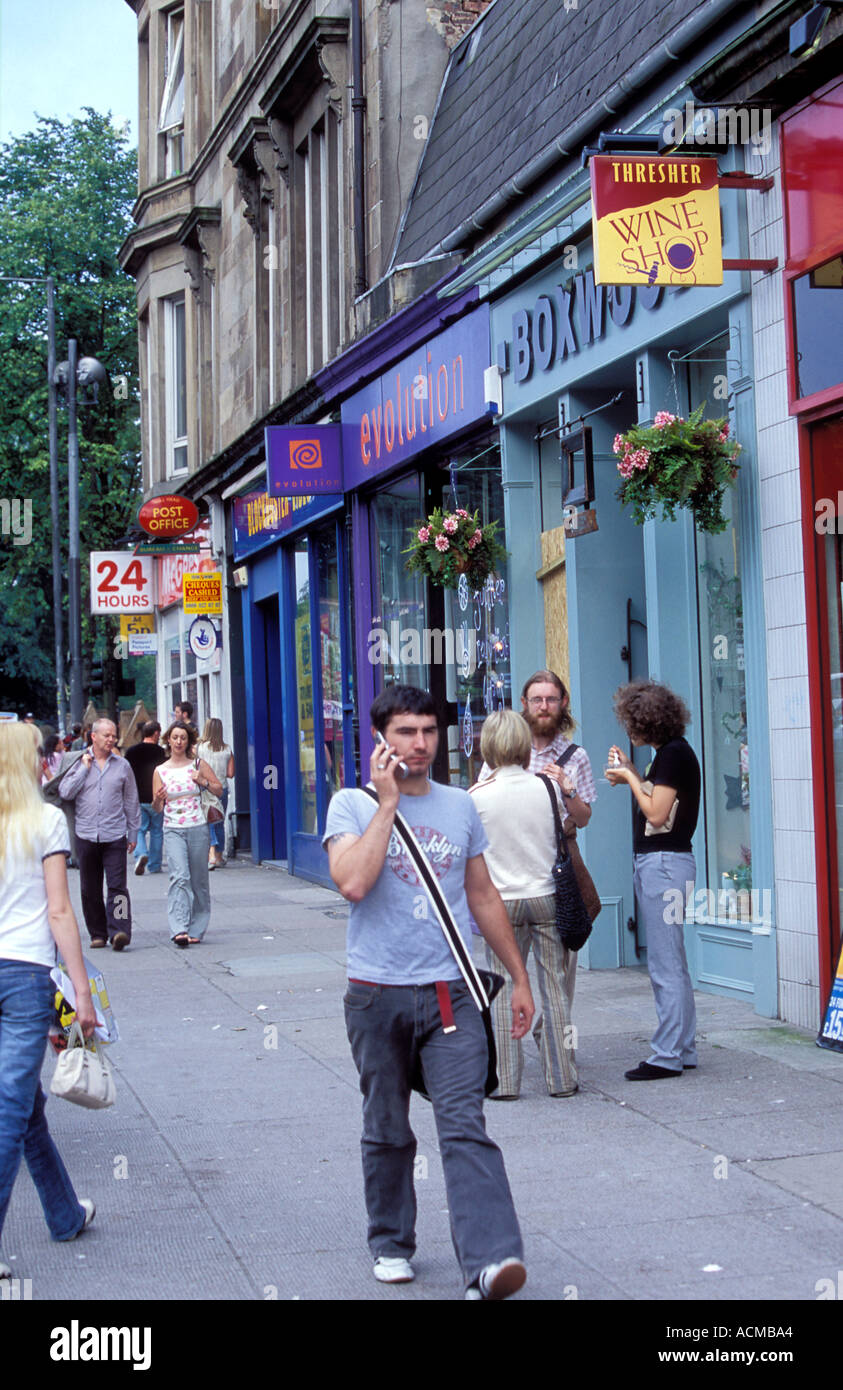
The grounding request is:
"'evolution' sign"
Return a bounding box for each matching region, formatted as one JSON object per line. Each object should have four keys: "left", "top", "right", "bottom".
{"left": 341, "top": 306, "right": 491, "bottom": 488}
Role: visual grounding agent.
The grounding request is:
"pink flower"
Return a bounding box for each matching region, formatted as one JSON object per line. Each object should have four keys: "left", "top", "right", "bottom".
{"left": 434, "top": 535, "right": 450, "bottom": 552}
{"left": 417, "top": 526, "right": 431, "bottom": 543}
{"left": 719, "top": 422, "right": 730, "bottom": 438}
{"left": 467, "top": 536, "right": 480, "bottom": 550}
{"left": 473, "top": 529, "right": 482, "bottom": 543}
{"left": 612, "top": 433, "right": 625, "bottom": 456}
{"left": 631, "top": 447, "right": 650, "bottom": 471}
{"left": 653, "top": 411, "right": 676, "bottom": 429}
{"left": 455, "top": 508, "right": 470, "bottom": 518}
{"left": 443, "top": 516, "right": 458, "bottom": 534}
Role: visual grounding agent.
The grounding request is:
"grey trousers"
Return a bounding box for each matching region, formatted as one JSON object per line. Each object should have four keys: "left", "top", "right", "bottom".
{"left": 165, "top": 823, "right": 211, "bottom": 940}
{"left": 633, "top": 851, "right": 697, "bottom": 1071}
{"left": 344, "top": 979, "right": 523, "bottom": 1286}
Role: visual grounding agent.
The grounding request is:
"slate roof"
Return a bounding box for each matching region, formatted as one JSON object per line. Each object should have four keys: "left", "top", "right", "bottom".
{"left": 393, "top": 0, "right": 722, "bottom": 266}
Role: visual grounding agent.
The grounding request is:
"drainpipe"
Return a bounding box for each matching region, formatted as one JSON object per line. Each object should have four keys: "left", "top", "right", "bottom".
{"left": 352, "top": 0, "right": 367, "bottom": 297}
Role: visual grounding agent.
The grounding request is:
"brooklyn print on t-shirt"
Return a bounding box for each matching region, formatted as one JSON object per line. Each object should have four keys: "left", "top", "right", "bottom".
{"left": 385, "top": 828, "right": 462, "bottom": 884}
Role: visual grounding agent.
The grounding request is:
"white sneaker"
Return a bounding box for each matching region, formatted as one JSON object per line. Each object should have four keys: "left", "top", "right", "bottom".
{"left": 67, "top": 1198, "right": 95, "bottom": 1239}
{"left": 465, "top": 1257, "right": 526, "bottom": 1301}
{"left": 373, "top": 1256, "right": 414, "bottom": 1284}
{"left": 0, "top": 1257, "right": 11, "bottom": 1280}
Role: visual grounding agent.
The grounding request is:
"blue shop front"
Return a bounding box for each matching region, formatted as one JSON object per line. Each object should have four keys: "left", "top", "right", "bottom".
{"left": 486, "top": 204, "right": 777, "bottom": 1011}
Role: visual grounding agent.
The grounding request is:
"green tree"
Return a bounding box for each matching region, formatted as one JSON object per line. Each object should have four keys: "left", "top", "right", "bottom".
{"left": 0, "top": 109, "right": 140, "bottom": 719}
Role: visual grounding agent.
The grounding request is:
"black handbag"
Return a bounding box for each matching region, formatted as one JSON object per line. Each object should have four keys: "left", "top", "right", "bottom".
{"left": 539, "top": 774, "right": 593, "bottom": 952}
{"left": 361, "top": 787, "right": 505, "bottom": 1099}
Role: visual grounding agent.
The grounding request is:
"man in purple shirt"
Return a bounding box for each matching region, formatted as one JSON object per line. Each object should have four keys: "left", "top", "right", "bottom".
{"left": 59, "top": 719, "right": 141, "bottom": 951}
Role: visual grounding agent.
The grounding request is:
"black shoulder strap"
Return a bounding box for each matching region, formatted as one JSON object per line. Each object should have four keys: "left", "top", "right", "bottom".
{"left": 555, "top": 742, "right": 579, "bottom": 769}
{"left": 538, "top": 773, "right": 568, "bottom": 859}
{"left": 361, "top": 786, "right": 490, "bottom": 1012}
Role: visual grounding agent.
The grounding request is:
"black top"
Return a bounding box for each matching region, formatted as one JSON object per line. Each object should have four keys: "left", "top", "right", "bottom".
{"left": 633, "top": 737, "right": 700, "bottom": 855}
{"left": 124, "top": 742, "right": 167, "bottom": 804}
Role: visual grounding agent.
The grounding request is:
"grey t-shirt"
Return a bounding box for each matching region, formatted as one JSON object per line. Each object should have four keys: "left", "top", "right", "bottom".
{"left": 322, "top": 782, "right": 489, "bottom": 985}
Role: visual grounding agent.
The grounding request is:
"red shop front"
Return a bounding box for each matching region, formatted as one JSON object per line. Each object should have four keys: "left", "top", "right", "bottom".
{"left": 782, "top": 76, "right": 843, "bottom": 999}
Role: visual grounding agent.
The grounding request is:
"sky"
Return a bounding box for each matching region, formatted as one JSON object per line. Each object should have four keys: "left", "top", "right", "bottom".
{"left": 0, "top": 0, "right": 139, "bottom": 146}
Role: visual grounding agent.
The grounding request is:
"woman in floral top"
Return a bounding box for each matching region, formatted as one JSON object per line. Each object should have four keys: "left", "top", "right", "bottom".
{"left": 152, "top": 722, "right": 223, "bottom": 948}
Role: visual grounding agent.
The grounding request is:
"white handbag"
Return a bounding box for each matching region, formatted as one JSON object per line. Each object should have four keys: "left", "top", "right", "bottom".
{"left": 50, "top": 1021, "right": 116, "bottom": 1109}
{"left": 641, "top": 780, "right": 679, "bottom": 836}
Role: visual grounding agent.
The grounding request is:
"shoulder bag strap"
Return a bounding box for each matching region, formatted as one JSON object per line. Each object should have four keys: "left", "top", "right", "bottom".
{"left": 361, "top": 786, "right": 490, "bottom": 1012}
{"left": 538, "top": 773, "right": 569, "bottom": 860}
{"left": 554, "top": 742, "right": 579, "bottom": 769}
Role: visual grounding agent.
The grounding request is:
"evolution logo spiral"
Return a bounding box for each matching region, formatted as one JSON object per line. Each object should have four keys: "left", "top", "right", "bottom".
{"left": 289, "top": 439, "right": 323, "bottom": 470}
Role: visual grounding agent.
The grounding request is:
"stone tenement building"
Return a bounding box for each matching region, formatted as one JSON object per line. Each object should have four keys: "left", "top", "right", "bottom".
{"left": 119, "top": 0, "right": 495, "bottom": 488}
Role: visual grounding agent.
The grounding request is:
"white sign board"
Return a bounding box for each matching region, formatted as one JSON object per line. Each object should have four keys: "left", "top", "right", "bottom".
{"left": 128, "top": 634, "right": 158, "bottom": 655}
{"left": 89, "top": 553, "right": 154, "bottom": 614}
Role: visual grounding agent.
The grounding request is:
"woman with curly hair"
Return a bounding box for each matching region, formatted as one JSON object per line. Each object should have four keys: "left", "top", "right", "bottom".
{"left": 606, "top": 681, "right": 701, "bottom": 1081}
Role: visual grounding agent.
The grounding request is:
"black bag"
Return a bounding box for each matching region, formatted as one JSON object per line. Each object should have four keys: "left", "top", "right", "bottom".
{"left": 539, "top": 774, "right": 593, "bottom": 952}
{"left": 361, "top": 787, "right": 505, "bottom": 1100}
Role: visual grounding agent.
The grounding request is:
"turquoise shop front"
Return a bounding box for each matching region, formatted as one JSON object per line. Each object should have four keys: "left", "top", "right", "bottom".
{"left": 487, "top": 236, "right": 777, "bottom": 1013}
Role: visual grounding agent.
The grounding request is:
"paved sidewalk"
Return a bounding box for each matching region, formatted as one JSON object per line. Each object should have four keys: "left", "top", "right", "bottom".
{"left": 6, "top": 856, "right": 843, "bottom": 1302}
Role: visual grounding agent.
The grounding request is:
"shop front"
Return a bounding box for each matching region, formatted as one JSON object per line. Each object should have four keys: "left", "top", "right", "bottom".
{"left": 340, "top": 302, "right": 505, "bottom": 789}
{"left": 232, "top": 489, "right": 350, "bottom": 882}
{"left": 489, "top": 219, "right": 777, "bottom": 1010}
{"left": 781, "top": 76, "right": 843, "bottom": 1008}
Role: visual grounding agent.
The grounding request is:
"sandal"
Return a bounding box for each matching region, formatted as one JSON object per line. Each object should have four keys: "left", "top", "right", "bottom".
{"left": 187, "top": 937, "right": 201, "bottom": 945}
{"left": 173, "top": 934, "right": 190, "bottom": 949}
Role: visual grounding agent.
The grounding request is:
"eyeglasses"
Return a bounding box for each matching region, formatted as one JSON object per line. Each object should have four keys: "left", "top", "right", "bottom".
{"left": 526, "top": 696, "right": 562, "bottom": 707}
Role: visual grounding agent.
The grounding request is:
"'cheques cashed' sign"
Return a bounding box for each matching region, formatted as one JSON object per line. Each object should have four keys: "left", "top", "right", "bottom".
{"left": 341, "top": 306, "right": 491, "bottom": 489}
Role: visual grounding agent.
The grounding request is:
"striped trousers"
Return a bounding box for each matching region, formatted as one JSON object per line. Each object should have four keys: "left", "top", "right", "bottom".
{"left": 485, "top": 894, "right": 578, "bottom": 1097}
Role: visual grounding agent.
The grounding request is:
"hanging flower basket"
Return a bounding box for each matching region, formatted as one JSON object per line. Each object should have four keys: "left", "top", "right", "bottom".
{"left": 613, "top": 405, "right": 742, "bottom": 535}
{"left": 403, "top": 507, "right": 508, "bottom": 591}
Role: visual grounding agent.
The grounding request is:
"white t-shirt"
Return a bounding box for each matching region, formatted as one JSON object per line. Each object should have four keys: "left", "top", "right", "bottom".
{"left": 469, "top": 765, "right": 557, "bottom": 900}
{"left": 0, "top": 803, "right": 70, "bottom": 968}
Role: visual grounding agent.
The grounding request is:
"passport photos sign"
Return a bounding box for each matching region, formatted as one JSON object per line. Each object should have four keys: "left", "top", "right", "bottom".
{"left": 591, "top": 155, "right": 722, "bottom": 287}
{"left": 818, "top": 936, "right": 843, "bottom": 1053}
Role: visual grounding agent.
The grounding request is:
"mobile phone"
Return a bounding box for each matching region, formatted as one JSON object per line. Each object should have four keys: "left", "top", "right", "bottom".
{"left": 374, "top": 730, "right": 409, "bottom": 777}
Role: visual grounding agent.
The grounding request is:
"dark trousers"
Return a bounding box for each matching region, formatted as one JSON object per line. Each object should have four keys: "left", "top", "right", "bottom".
{"left": 76, "top": 837, "right": 131, "bottom": 943}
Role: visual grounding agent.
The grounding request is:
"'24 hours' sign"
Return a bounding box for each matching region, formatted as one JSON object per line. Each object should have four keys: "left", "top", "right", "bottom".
{"left": 89, "top": 552, "right": 154, "bottom": 614}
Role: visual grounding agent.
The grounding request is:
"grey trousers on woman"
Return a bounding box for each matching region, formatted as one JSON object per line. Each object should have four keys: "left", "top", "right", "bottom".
{"left": 165, "top": 823, "right": 211, "bottom": 940}
{"left": 633, "top": 851, "right": 697, "bottom": 1071}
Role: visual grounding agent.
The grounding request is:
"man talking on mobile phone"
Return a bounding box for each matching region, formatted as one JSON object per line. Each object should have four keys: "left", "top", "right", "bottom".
{"left": 323, "top": 685, "right": 535, "bottom": 1301}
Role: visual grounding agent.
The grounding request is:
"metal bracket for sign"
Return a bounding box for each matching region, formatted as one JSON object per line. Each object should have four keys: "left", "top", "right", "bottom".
{"left": 717, "top": 172, "right": 774, "bottom": 192}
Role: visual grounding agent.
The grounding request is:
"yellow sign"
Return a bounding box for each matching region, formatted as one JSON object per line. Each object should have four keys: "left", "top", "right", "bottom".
{"left": 183, "top": 571, "right": 223, "bottom": 615}
{"left": 591, "top": 155, "right": 722, "bottom": 287}
{"left": 120, "top": 614, "right": 154, "bottom": 638}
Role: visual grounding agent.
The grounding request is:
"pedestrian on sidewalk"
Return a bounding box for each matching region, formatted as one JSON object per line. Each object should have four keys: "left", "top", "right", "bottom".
{"left": 196, "top": 719, "right": 234, "bottom": 870}
{"left": 58, "top": 720, "right": 140, "bottom": 953}
{"left": 606, "top": 680, "right": 701, "bottom": 1081}
{"left": 479, "top": 669, "right": 599, "bottom": 1009}
{"left": 470, "top": 710, "right": 578, "bottom": 1099}
{"left": 324, "top": 685, "right": 535, "bottom": 1301}
{"left": 0, "top": 723, "right": 97, "bottom": 1281}
{"left": 153, "top": 722, "right": 223, "bottom": 948}
{"left": 125, "top": 721, "right": 167, "bottom": 877}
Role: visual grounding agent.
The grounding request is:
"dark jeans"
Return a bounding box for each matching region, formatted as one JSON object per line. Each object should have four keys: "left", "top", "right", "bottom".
{"left": 77, "top": 837, "right": 132, "bottom": 943}
{"left": 344, "top": 979, "right": 523, "bottom": 1286}
{"left": 0, "top": 961, "right": 86, "bottom": 1243}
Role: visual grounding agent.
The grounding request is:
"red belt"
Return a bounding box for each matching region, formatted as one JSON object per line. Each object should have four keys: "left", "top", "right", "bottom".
{"left": 347, "top": 978, "right": 457, "bottom": 1034}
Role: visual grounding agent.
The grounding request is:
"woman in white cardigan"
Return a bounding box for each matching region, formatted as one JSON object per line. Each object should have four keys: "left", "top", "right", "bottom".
{"left": 470, "top": 710, "right": 577, "bottom": 1099}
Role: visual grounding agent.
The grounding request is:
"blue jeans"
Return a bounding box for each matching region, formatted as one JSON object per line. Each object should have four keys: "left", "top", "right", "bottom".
{"left": 344, "top": 979, "right": 523, "bottom": 1285}
{"left": 208, "top": 787, "right": 228, "bottom": 853}
{"left": 633, "top": 851, "right": 698, "bottom": 1071}
{"left": 0, "top": 960, "right": 86, "bottom": 1244}
{"left": 165, "top": 824, "right": 211, "bottom": 940}
{"left": 135, "top": 804, "right": 164, "bottom": 872}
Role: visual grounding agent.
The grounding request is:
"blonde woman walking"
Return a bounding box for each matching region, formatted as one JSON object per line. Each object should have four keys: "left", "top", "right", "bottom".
{"left": 0, "top": 723, "right": 97, "bottom": 1279}
{"left": 196, "top": 719, "right": 234, "bottom": 869}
